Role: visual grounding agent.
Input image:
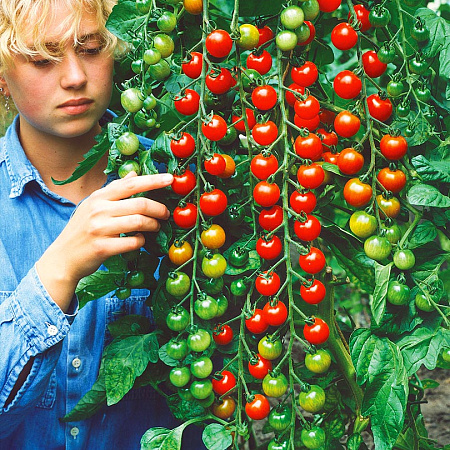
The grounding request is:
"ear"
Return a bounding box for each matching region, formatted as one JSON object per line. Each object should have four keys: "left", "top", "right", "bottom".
{"left": 0, "top": 76, "right": 10, "bottom": 96}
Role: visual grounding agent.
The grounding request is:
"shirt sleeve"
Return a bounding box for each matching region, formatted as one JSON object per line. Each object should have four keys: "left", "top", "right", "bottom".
{"left": 0, "top": 264, "right": 78, "bottom": 433}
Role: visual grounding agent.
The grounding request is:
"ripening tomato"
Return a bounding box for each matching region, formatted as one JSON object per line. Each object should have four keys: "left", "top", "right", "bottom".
{"left": 298, "top": 384, "right": 326, "bottom": 412}
{"left": 205, "top": 29, "right": 233, "bottom": 58}
{"left": 290, "top": 190, "right": 317, "bottom": 213}
{"left": 367, "top": 94, "right": 392, "bottom": 122}
{"left": 201, "top": 223, "right": 226, "bottom": 249}
{"left": 263, "top": 300, "right": 288, "bottom": 326}
{"left": 362, "top": 50, "right": 387, "bottom": 78}
{"left": 334, "top": 111, "right": 360, "bottom": 137}
{"left": 256, "top": 235, "right": 283, "bottom": 260}
{"left": 248, "top": 354, "right": 272, "bottom": 379}
{"left": 301, "top": 279, "right": 326, "bottom": 304}
{"left": 305, "top": 349, "right": 332, "bottom": 374}
{"left": 364, "top": 235, "right": 392, "bottom": 261}
{"left": 170, "top": 132, "right": 196, "bottom": 158}
{"left": 217, "top": 154, "right": 236, "bottom": 178}
{"left": 258, "top": 335, "right": 283, "bottom": 360}
{"left": 376, "top": 194, "right": 401, "bottom": 219}
{"left": 377, "top": 167, "right": 406, "bottom": 193}
{"left": 349, "top": 211, "right": 377, "bottom": 238}
{"left": 297, "top": 163, "right": 325, "bottom": 189}
{"left": 380, "top": 134, "right": 408, "bottom": 160}
{"left": 303, "top": 317, "right": 330, "bottom": 345}
{"left": 245, "top": 394, "right": 270, "bottom": 420}
{"left": 255, "top": 270, "right": 281, "bottom": 296}
{"left": 259, "top": 205, "right": 284, "bottom": 231}
{"left": 349, "top": 5, "right": 372, "bottom": 32}
{"left": 252, "top": 121, "right": 278, "bottom": 146}
{"left": 172, "top": 169, "right": 196, "bottom": 196}
{"left": 331, "top": 23, "right": 358, "bottom": 50}
{"left": 343, "top": 178, "right": 373, "bottom": 207}
{"left": 333, "top": 70, "right": 362, "bottom": 99}
{"left": 183, "top": 0, "right": 203, "bottom": 15}
{"left": 299, "top": 247, "right": 326, "bottom": 274}
{"left": 291, "top": 61, "right": 319, "bottom": 87}
{"left": 199, "top": 189, "right": 228, "bottom": 216}
{"left": 337, "top": 147, "right": 364, "bottom": 175}
{"left": 294, "top": 132, "right": 323, "bottom": 161}
{"left": 253, "top": 181, "right": 280, "bottom": 207}
{"left": 168, "top": 240, "right": 194, "bottom": 265}
{"left": 294, "top": 214, "right": 322, "bottom": 241}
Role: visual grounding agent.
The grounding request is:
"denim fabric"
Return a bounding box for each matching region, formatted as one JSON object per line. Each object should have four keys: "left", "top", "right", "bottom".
{"left": 0, "top": 116, "right": 205, "bottom": 449}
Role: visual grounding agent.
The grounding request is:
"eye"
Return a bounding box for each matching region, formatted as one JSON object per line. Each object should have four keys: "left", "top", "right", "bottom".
{"left": 31, "top": 59, "right": 51, "bottom": 67}
{"left": 79, "top": 46, "right": 104, "bottom": 56}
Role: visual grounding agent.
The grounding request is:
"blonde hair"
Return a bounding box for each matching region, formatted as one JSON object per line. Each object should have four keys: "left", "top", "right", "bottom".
{"left": 0, "top": 0, "right": 117, "bottom": 72}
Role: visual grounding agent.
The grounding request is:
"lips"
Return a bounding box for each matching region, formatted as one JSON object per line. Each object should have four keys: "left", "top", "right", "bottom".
{"left": 58, "top": 98, "right": 93, "bottom": 108}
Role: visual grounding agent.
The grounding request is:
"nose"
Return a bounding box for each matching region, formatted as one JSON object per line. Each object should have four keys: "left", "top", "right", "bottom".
{"left": 60, "top": 50, "right": 88, "bottom": 90}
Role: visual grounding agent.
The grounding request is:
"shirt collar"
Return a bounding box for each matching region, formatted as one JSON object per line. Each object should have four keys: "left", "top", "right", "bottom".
{"left": 0, "top": 114, "right": 43, "bottom": 199}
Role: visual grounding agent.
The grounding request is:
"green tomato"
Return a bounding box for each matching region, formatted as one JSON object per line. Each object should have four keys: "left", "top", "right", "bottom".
{"left": 349, "top": 211, "right": 377, "bottom": 239}
{"left": 305, "top": 349, "right": 332, "bottom": 374}
{"left": 215, "top": 294, "right": 229, "bottom": 317}
{"left": 143, "top": 48, "right": 162, "bottom": 65}
{"left": 143, "top": 95, "right": 157, "bottom": 110}
{"left": 387, "top": 80, "right": 405, "bottom": 97}
{"left": 268, "top": 405, "right": 292, "bottom": 431}
{"left": 115, "top": 286, "right": 131, "bottom": 300}
{"left": 229, "top": 247, "right": 250, "bottom": 267}
{"left": 382, "top": 223, "right": 402, "bottom": 244}
{"left": 393, "top": 249, "right": 415, "bottom": 270}
{"left": 301, "top": 426, "right": 326, "bottom": 449}
{"left": 199, "top": 277, "right": 224, "bottom": 295}
{"left": 166, "top": 338, "right": 189, "bottom": 360}
{"left": 258, "top": 335, "right": 283, "bottom": 360}
{"left": 157, "top": 11, "right": 177, "bottom": 33}
{"left": 187, "top": 328, "right": 211, "bottom": 352}
{"left": 230, "top": 278, "right": 249, "bottom": 297}
{"left": 190, "top": 379, "right": 213, "bottom": 400}
{"left": 369, "top": 7, "right": 391, "bottom": 27}
{"left": 377, "top": 45, "right": 396, "bottom": 64}
{"left": 197, "top": 391, "right": 215, "bottom": 407}
{"left": 116, "top": 132, "right": 140, "bottom": 156}
{"left": 442, "top": 349, "right": 450, "bottom": 363}
{"left": 178, "top": 387, "right": 194, "bottom": 401}
{"left": 415, "top": 87, "right": 431, "bottom": 102}
{"left": 126, "top": 270, "right": 145, "bottom": 287}
{"left": 202, "top": 253, "right": 227, "bottom": 279}
{"left": 276, "top": 30, "right": 298, "bottom": 51}
{"left": 415, "top": 292, "right": 435, "bottom": 312}
{"left": 194, "top": 294, "right": 219, "bottom": 320}
{"left": 396, "top": 102, "right": 411, "bottom": 118}
{"left": 241, "top": 69, "right": 263, "bottom": 93}
{"left": 364, "top": 235, "right": 392, "bottom": 261}
{"left": 153, "top": 33, "right": 174, "bottom": 58}
{"left": 166, "top": 306, "right": 189, "bottom": 331}
{"left": 280, "top": 5, "right": 304, "bottom": 30}
{"left": 190, "top": 356, "right": 213, "bottom": 378}
{"left": 298, "top": 385, "right": 326, "bottom": 413}
{"left": 301, "top": 0, "right": 320, "bottom": 21}
{"left": 169, "top": 366, "right": 191, "bottom": 387}
{"left": 165, "top": 272, "right": 191, "bottom": 297}
{"left": 121, "top": 87, "right": 144, "bottom": 113}
{"left": 118, "top": 160, "right": 141, "bottom": 178}
{"left": 295, "top": 22, "right": 311, "bottom": 44}
{"left": 136, "top": 0, "right": 152, "bottom": 14}
{"left": 267, "top": 439, "right": 289, "bottom": 450}
{"left": 262, "top": 372, "right": 288, "bottom": 398}
{"left": 387, "top": 281, "right": 410, "bottom": 306}
{"left": 148, "top": 59, "right": 171, "bottom": 81}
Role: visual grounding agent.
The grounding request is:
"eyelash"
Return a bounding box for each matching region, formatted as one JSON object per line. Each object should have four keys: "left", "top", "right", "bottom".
{"left": 30, "top": 46, "right": 104, "bottom": 68}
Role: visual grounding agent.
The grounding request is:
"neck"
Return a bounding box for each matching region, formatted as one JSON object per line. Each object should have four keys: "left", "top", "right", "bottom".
{"left": 18, "top": 117, "right": 108, "bottom": 204}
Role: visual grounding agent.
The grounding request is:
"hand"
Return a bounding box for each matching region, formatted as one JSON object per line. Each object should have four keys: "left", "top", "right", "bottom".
{"left": 36, "top": 172, "right": 173, "bottom": 311}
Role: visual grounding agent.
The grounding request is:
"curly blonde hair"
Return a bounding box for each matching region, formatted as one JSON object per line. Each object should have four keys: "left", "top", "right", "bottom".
{"left": 0, "top": 0, "right": 117, "bottom": 73}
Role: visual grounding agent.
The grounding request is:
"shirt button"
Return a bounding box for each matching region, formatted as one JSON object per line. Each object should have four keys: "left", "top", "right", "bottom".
{"left": 47, "top": 325, "right": 58, "bottom": 336}
{"left": 70, "top": 427, "right": 79, "bottom": 437}
{"left": 72, "top": 358, "right": 81, "bottom": 369}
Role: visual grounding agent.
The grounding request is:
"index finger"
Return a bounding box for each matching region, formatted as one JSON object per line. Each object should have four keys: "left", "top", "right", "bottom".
{"left": 104, "top": 173, "right": 174, "bottom": 201}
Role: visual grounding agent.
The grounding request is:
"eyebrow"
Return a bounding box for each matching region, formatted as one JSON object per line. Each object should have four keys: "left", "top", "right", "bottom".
{"left": 28, "top": 32, "right": 104, "bottom": 52}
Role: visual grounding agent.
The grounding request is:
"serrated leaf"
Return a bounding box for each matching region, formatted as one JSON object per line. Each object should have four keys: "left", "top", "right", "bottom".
{"left": 141, "top": 427, "right": 172, "bottom": 450}
{"left": 106, "top": 1, "right": 146, "bottom": 43}
{"left": 394, "top": 326, "right": 450, "bottom": 376}
{"left": 202, "top": 424, "right": 233, "bottom": 450}
{"left": 104, "top": 333, "right": 159, "bottom": 406}
{"left": 407, "top": 184, "right": 450, "bottom": 208}
{"left": 371, "top": 262, "right": 392, "bottom": 325}
{"left": 52, "top": 129, "right": 110, "bottom": 185}
{"left": 408, "top": 221, "right": 438, "bottom": 248}
{"left": 411, "top": 155, "right": 450, "bottom": 183}
{"left": 108, "top": 314, "right": 152, "bottom": 338}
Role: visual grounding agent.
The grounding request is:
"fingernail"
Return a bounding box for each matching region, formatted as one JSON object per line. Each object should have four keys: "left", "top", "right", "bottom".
{"left": 161, "top": 173, "right": 173, "bottom": 183}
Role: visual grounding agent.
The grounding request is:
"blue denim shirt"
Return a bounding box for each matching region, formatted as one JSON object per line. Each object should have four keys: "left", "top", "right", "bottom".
{"left": 0, "top": 116, "right": 205, "bottom": 449}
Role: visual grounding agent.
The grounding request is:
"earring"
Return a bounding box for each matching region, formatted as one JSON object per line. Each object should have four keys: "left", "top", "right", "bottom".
{"left": 0, "top": 87, "right": 10, "bottom": 111}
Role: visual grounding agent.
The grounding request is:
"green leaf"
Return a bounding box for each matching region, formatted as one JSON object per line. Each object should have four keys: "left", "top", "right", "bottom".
{"left": 421, "top": 379, "right": 440, "bottom": 389}
{"left": 407, "top": 184, "right": 450, "bottom": 208}
{"left": 371, "top": 262, "right": 392, "bottom": 325}
{"left": 347, "top": 433, "right": 364, "bottom": 450}
{"left": 309, "top": 41, "right": 335, "bottom": 68}
{"left": 158, "top": 343, "right": 179, "bottom": 367}
{"left": 149, "top": 131, "right": 177, "bottom": 173}
{"left": 321, "top": 162, "right": 341, "bottom": 175}
{"left": 103, "top": 255, "right": 128, "bottom": 272}
{"left": 140, "top": 150, "right": 159, "bottom": 175}
{"left": 104, "top": 333, "right": 159, "bottom": 406}
{"left": 166, "top": 393, "right": 207, "bottom": 421}
{"left": 141, "top": 427, "right": 172, "bottom": 450}
{"left": 108, "top": 314, "right": 152, "bottom": 338}
{"left": 350, "top": 330, "right": 408, "bottom": 450}
{"left": 408, "top": 221, "right": 438, "bottom": 249}
{"left": 202, "top": 424, "right": 233, "bottom": 450}
{"left": 52, "top": 129, "right": 109, "bottom": 185}
{"left": 239, "top": 0, "right": 283, "bottom": 16}
{"left": 106, "top": 1, "right": 146, "bottom": 43}
{"left": 394, "top": 326, "right": 450, "bottom": 376}
{"left": 76, "top": 270, "right": 123, "bottom": 309}
{"left": 61, "top": 366, "right": 106, "bottom": 422}
{"left": 411, "top": 155, "right": 450, "bottom": 183}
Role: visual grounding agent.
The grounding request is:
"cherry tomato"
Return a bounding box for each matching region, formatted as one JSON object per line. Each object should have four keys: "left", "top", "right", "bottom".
{"left": 232, "top": 108, "right": 256, "bottom": 132}
{"left": 174, "top": 89, "right": 200, "bottom": 116}
{"left": 168, "top": 240, "right": 193, "bottom": 265}
{"left": 205, "top": 67, "right": 234, "bottom": 95}
{"left": 190, "top": 356, "right": 213, "bottom": 378}
{"left": 301, "top": 279, "right": 326, "bottom": 304}
{"left": 258, "top": 335, "right": 283, "bottom": 360}
{"left": 334, "top": 110, "right": 360, "bottom": 137}
{"left": 256, "top": 235, "right": 282, "bottom": 260}
{"left": 294, "top": 95, "right": 320, "bottom": 120}
{"left": 166, "top": 338, "right": 189, "bottom": 360}
{"left": 415, "top": 292, "right": 434, "bottom": 312}
{"left": 116, "top": 132, "right": 139, "bottom": 156}
{"left": 294, "top": 114, "right": 320, "bottom": 131}
{"left": 194, "top": 294, "right": 218, "bottom": 320}
{"left": 202, "top": 114, "right": 228, "bottom": 141}
{"left": 229, "top": 247, "right": 250, "bottom": 267}
{"left": 364, "top": 235, "right": 392, "bottom": 261}
{"left": 166, "top": 306, "right": 190, "bottom": 331}
{"left": 367, "top": 94, "right": 392, "bottom": 122}
{"left": 183, "top": 0, "right": 203, "bottom": 15}
{"left": 262, "top": 372, "right": 288, "bottom": 398}
{"left": 217, "top": 154, "right": 236, "bottom": 178}
{"left": 299, "top": 247, "right": 326, "bottom": 274}
{"left": 393, "top": 249, "right": 415, "bottom": 270}
{"left": 382, "top": 223, "right": 402, "bottom": 244}
{"left": 303, "top": 317, "right": 330, "bottom": 345}
{"left": 205, "top": 29, "right": 233, "bottom": 58}
{"left": 248, "top": 354, "right": 272, "bottom": 379}
{"left": 202, "top": 253, "right": 227, "bottom": 278}
{"left": 259, "top": 205, "right": 284, "bottom": 231}
{"left": 247, "top": 50, "right": 272, "bottom": 75}
{"left": 380, "top": 134, "right": 408, "bottom": 160}
{"left": 297, "top": 163, "right": 325, "bottom": 189}
{"left": 172, "top": 169, "right": 196, "bottom": 196}
{"left": 376, "top": 195, "right": 401, "bottom": 219}
{"left": 349, "top": 4, "right": 372, "bottom": 32}
{"left": 322, "top": 151, "right": 339, "bottom": 165}
{"left": 253, "top": 181, "right": 280, "bottom": 207}
{"left": 349, "top": 211, "right": 377, "bottom": 238}
{"left": 258, "top": 25, "right": 274, "bottom": 46}
{"left": 291, "top": 61, "right": 318, "bottom": 87}
{"left": 252, "top": 85, "right": 278, "bottom": 111}
{"left": 290, "top": 191, "right": 317, "bottom": 213}
{"left": 294, "top": 215, "right": 321, "bottom": 241}
{"left": 182, "top": 51, "right": 204, "bottom": 79}
{"left": 187, "top": 328, "right": 211, "bottom": 352}
{"left": 121, "top": 87, "right": 144, "bottom": 113}
{"left": 201, "top": 223, "right": 226, "bottom": 249}
{"left": 301, "top": 427, "right": 326, "bottom": 449}
{"left": 190, "top": 379, "right": 213, "bottom": 400}
{"left": 305, "top": 349, "right": 332, "bottom": 373}
{"left": 173, "top": 202, "right": 197, "bottom": 228}
{"left": 318, "top": 0, "right": 341, "bottom": 12}
{"left": 211, "top": 396, "right": 236, "bottom": 420}
{"left": 331, "top": 22, "right": 358, "bottom": 50}
{"left": 285, "top": 83, "right": 305, "bottom": 107}
{"left": 252, "top": 121, "right": 278, "bottom": 146}
{"left": 212, "top": 370, "right": 237, "bottom": 396}
{"left": 204, "top": 153, "right": 226, "bottom": 176}
{"left": 170, "top": 132, "right": 196, "bottom": 158}
{"left": 213, "top": 324, "right": 234, "bottom": 345}
{"left": 245, "top": 394, "right": 270, "bottom": 420}
{"left": 200, "top": 189, "right": 228, "bottom": 217}
{"left": 263, "top": 300, "right": 288, "bottom": 326}
{"left": 281, "top": 5, "right": 304, "bottom": 29}
{"left": 246, "top": 309, "right": 269, "bottom": 334}
{"left": 343, "top": 178, "right": 373, "bottom": 208}
{"left": 333, "top": 70, "right": 362, "bottom": 99}
{"left": 294, "top": 132, "right": 323, "bottom": 161}
{"left": 169, "top": 366, "right": 191, "bottom": 388}
{"left": 255, "top": 271, "right": 281, "bottom": 296}
{"left": 237, "top": 23, "right": 260, "bottom": 50}
{"left": 297, "top": 20, "right": 316, "bottom": 46}
{"left": 268, "top": 406, "right": 292, "bottom": 431}
{"left": 387, "top": 280, "right": 410, "bottom": 306}
{"left": 118, "top": 160, "right": 141, "bottom": 178}
{"left": 337, "top": 147, "right": 364, "bottom": 175}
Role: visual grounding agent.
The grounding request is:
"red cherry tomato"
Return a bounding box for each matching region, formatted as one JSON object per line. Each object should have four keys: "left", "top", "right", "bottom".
{"left": 202, "top": 114, "right": 228, "bottom": 141}
{"left": 251, "top": 153, "right": 279, "bottom": 180}
{"left": 259, "top": 205, "right": 284, "bottom": 231}
{"left": 174, "top": 89, "right": 200, "bottom": 116}
{"left": 182, "top": 52, "right": 204, "bottom": 79}
{"left": 212, "top": 370, "right": 237, "bottom": 396}
{"left": 294, "top": 114, "right": 320, "bottom": 131}
{"left": 204, "top": 153, "right": 226, "bottom": 175}
{"left": 232, "top": 108, "right": 256, "bottom": 132}
{"left": 331, "top": 23, "right": 358, "bottom": 50}
{"left": 252, "top": 85, "right": 278, "bottom": 111}
{"left": 334, "top": 110, "right": 361, "bottom": 137}
{"left": 367, "top": 94, "right": 392, "bottom": 122}
{"left": 294, "top": 95, "right": 320, "bottom": 120}
{"left": 349, "top": 5, "right": 372, "bottom": 32}
{"left": 337, "top": 147, "right": 364, "bottom": 175}
{"left": 299, "top": 247, "right": 326, "bottom": 274}
{"left": 290, "top": 191, "right": 317, "bottom": 214}
{"left": 205, "top": 67, "right": 234, "bottom": 94}
{"left": 172, "top": 169, "right": 196, "bottom": 195}
{"left": 262, "top": 300, "right": 288, "bottom": 326}
{"left": 318, "top": 0, "right": 341, "bottom": 12}
{"left": 297, "top": 163, "right": 325, "bottom": 189}
{"left": 170, "top": 132, "right": 196, "bottom": 158}
{"left": 247, "top": 50, "right": 273, "bottom": 75}
{"left": 173, "top": 202, "right": 197, "bottom": 228}
{"left": 317, "top": 128, "right": 338, "bottom": 147}
{"left": 380, "top": 134, "right": 408, "bottom": 160}
{"left": 301, "top": 279, "right": 326, "bottom": 304}
{"left": 343, "top": 178, "right": 373, "bottom": 207}
{"left": 248, "top": 354, "right": 272, "bottom": 379}
{"left": 294, "top": 214, "right": 322, "bottom": 241}
{"left": 303, "top": 317, "right": 330, "bottom": 344}
{"left": 291, "top": 61, "right": 318, "bottom": 87}
{"left": 285, "top": 83, "right": 305, "bottom": 107}
{"left": 205, "top": 29, "right": 233, "bottom": 58}
{"left": 377, "top": 167, "right": 407, "bottom": 193}
{"left": 362, "top": 50, "right": 387, "bottom": 78}
{"left": 322, "top": 151, "right": 339, "bottom": 164}
{"left": 245, "top": 394, "right": 270, "bottom": 420}
{"left": 333, "top": 70, "right": 362, "bottom": 99}
{"left": 252, "top": 121, "right": 278, "bottom": 146}
{"left": 253, "top": 181, "right": 280, "bottom": 207}
{"left": 199, "top": 189, "right": 228, "bottom": 216}
{"left": 256, "top": 235, "right": 283, "bottom": 260}
{"left": 246, "top": 309, "right": 269, "bottom": 334}
{"left": 213, "top": 324, "right": 234, "bottom": 345}
{"left": 258, "top": 26, "right": 274, "bottom": 46}
{"left": 255, "top": 271, "right": 281, "bottom": 296}
{"left": 294, "top": 132, "right": 323, "bottom": 161}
